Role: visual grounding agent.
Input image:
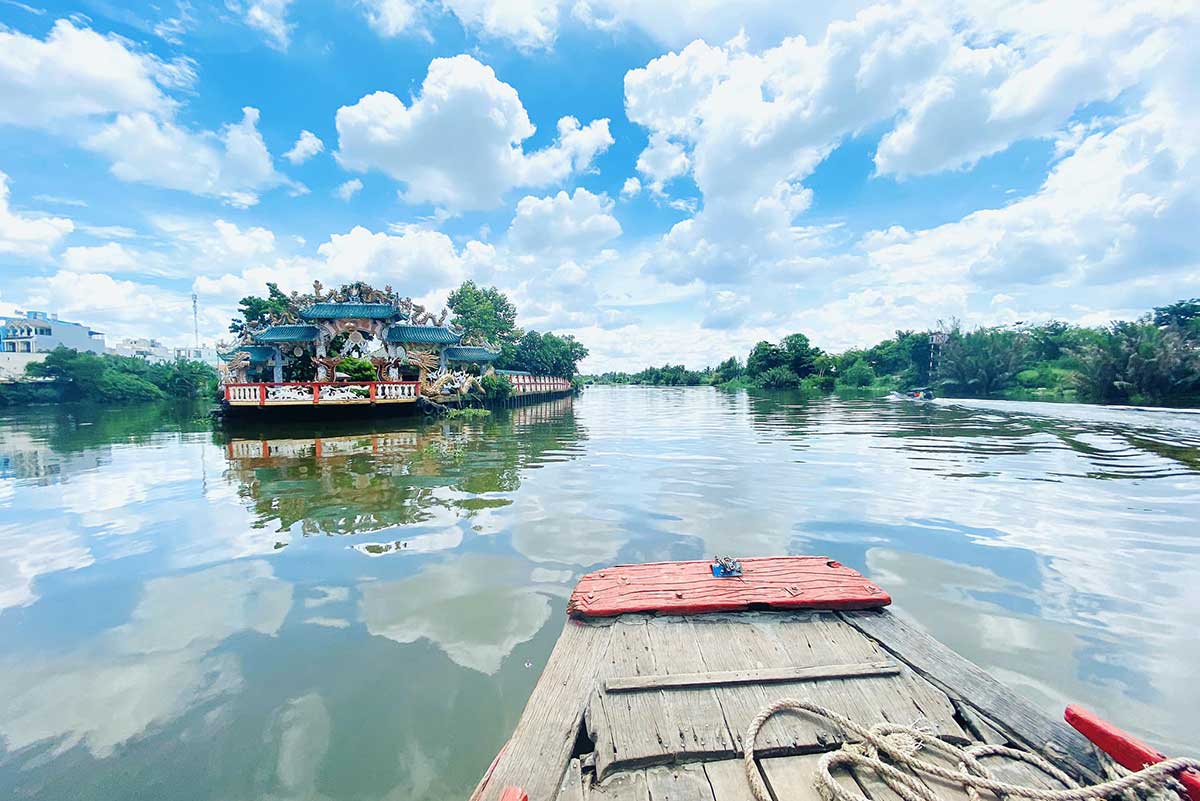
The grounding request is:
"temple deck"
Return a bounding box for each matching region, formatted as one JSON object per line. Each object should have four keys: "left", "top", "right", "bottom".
{"left": 473, "top": 607, "right": 1101, "bottom": 801}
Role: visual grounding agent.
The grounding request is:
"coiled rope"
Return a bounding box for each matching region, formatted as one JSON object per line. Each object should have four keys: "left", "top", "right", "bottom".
{"left": 743, "top": 699, "right": 1195, "bottom": 801}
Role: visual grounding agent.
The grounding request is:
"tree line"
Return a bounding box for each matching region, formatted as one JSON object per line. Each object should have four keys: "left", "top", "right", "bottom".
{"left": 0, "top": 348, "right": 218, "bottom": 405}
{"left": 587, "top": 299, "right": 1200, "bottom": 406}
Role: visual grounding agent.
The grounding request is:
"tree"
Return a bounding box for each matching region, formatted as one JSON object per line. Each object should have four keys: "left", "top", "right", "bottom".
{"left": 447, "top": 281, "right": 521, "bottom": 348}
{"left": 839, "top": 359, "right": 876, "bottom": 387}
{"left": 780, "top": 333, "right": 821, "bottom": 378}
{"left": 506, "top": 331, "right": 589, "bottom": 378}
{"left": 339, "top": 357, "right": 377, "bottom": 382}
{"left": 746, "top": 341, "right": 785, "bottom": 377}
{"left": 1153, "top": 298, "right": 1200, "bottom": 338}
{"left": 1071, "top": 321, "right": 1200, "bottom": 404}
{"left": 230, "top": 282, "right": 292, "bottom": 335}
{"left": 938, "top": 325, "right": 1029, "bottom": 396}
{"left": 758, "top": 366, "right": 801, "bottom": 389}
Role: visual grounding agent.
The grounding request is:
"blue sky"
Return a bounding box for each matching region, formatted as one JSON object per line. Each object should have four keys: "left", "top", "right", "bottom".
{"left": 0, "top": 0, "right": 1197, "bottom": 370}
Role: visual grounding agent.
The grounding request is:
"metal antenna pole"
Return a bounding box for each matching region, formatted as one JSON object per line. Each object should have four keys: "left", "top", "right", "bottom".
{"left": 192, "top": 293, "right": 200, "bottom": 349}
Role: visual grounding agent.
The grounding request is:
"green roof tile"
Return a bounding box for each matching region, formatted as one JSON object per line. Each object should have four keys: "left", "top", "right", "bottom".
{"left": 443, "top": 345, "right": 500, "bottom": 362}
{"left": 385, "top": 324, "right": 461, "bottom": 344}
{"left": 254, "top": 324, "right": 320, "bottom": 342}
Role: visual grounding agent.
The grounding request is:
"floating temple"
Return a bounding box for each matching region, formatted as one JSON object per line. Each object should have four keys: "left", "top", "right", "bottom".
{"left": 218, "top": 281, "right": 571, "bottom": 413}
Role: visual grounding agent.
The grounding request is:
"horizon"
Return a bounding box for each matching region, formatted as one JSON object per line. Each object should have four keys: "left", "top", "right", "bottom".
{"left": 0, "top": 1, "right": 1196, "bottom": 373}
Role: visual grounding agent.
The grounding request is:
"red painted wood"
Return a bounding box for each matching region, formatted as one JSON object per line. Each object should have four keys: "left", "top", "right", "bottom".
{"left": 497, "top": 788, "right": 527, "bottom": 801}
{"left": 567, "top": 556, "right": 890, "bottom": 618}
{"left": 1065, "top": 705, "right": 1200, "bottom": 801}
{"left": 258, "top": 383, "right": 266, "bottom": 407}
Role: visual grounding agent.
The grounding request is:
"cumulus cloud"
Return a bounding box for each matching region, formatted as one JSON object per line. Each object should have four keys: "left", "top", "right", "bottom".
{"left": 506, "top": 188, "right": 621, "bottom": 253}
{"left": 335, "top": 54, "right": 612, "bottom": 210}
{"left": 635, "top": 132, "right": 689, "bottom": 194}
{"left": 283, "top": 130, "right": 324, "bottom": 164}
{"left": 620, "top": 177, "right": 641, "bottom": 198}
{"left": 0, "top": 19, "right": 190, "bottom": 129}
{"left": 361, "top": 0, "right": 423, "bottom": 36}
{"left": 0, "top": 171, "right": 74, "bottom": 260}
{"left": 85, "top": 107, "right": 295, "bottom": 207}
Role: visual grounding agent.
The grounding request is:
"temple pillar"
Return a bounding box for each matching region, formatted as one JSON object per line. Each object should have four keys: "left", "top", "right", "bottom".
{"left": 272, "top": 347, "right": 283, "bottom": 383}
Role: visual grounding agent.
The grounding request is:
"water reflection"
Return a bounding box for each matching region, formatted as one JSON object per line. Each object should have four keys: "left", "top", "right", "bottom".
{"left": 1, "top": 390, "right": 1198, "bottom": 801}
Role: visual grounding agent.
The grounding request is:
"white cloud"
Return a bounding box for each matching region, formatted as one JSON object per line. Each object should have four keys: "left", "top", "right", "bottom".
{"left": 620, "top": 176, "right": 641, "bottom": 198}
{"left": 317, "top": 225, "right": 497, "bottom": 297}
{"left": 243, "top": 0, "right": 295, "bottom": 50}
{"left": 506, "top": 188, "right": 621, "bottom": 253}
{"left": 361, "top": 0, "right": 423, "bottom": 37}
{"left": 335, "top": 178, "right": 363, "bottom": 201}
{"left": 441, "top": 0, "right": 560, "bottom": 49}
{"left": 85, "top": 107, "right": 294, "bottom": 207}
{"left": 0, "top": 171, "right": 74, "bottom": 260}
{"left": 61, "top": 242, "right": 139, "bottom": 273}
{"left": 335, "top": 54, "right": 612, "bottom": 210}
{"left": 283, "top": 130, "right": 324, "bottom": 164}
{"left": 0, "top": 19, "right": 190, "bottom": 129}
{"left": 635, "top": 131, "right": 689, "bottom": 193}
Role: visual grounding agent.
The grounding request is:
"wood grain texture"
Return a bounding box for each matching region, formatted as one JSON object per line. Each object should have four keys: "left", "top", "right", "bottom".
{"left": 837, "top": 609, "right": 1101, "bottom": 780}
{"left": 568, "top": 557, "right": 890, "bottom": 617}
{"left": 480, "top": 619, "right": 614, "bottom": 801}
{"left": 702, "top": 759, "right": 763, "bottom": 801}
{"left": 644, "top": 764, "right": 717, "bottom": 801}
{"left": 555, "top": 759, "right": 584, "bottom": 801}
{"left": 605, "top": 659, "right": 900, "bottom": 692}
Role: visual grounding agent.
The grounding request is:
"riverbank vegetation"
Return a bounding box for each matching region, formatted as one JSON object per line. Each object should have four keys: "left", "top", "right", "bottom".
{"left": 0, "top": 347, "right": 218, "bottom": 405}
{"left": 587, "top": 299, "right": 1200, "bottom": 406}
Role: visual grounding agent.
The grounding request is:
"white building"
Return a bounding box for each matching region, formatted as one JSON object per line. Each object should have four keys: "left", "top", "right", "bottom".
{"left": 174, "top": 345, "right": 222, "bottom": 367}
{"left": 108, "top": 337, "right": 172, "bottom": 363}
{"left": 0, "top": 311, "right": 105, "bottom": 354}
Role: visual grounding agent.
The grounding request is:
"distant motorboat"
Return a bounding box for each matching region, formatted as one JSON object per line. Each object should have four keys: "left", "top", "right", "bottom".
{"left": 889, "top": 386, "right": 935, "bottom": 400}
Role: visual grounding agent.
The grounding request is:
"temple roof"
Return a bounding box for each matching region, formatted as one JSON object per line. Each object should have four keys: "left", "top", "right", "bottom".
{"left": 385, "top": 324, "right": 461, "bottom": 344}
{"left": 443, "top": 345, "right": 500, "bottom": 362}
{"left": 254, "top": 324, "right": 320, "bottom": 342}
{"left": 299, "top": 302, "right": 401, "bottom": 320}
{"left": 219, "top": 345, "right": 277, "bottom": 362}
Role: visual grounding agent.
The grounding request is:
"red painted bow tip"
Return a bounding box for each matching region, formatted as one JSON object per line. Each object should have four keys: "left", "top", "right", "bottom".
{"left": 1065, "top": 704, "right": 1199, "bottom": 801}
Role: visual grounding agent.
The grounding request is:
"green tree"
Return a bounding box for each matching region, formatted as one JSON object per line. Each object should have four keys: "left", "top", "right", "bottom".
{"left": 939, "top": 325, "right": 1029, "bottom": 396}
{"left": 746, "top": 341, "right": 785, "bottom": 377}
{"left": 447, "top": 281, "right": 521, "bottom": 349}
{"left": 1071, "top": 322, "right": 1200, "bottom": 404}
{"left": 230, "top": 282, "right": 292, "bottom": 335}
{"left": 839, "top": 359, "right": 876, "bottom": 387}
{"left": 506, "top": 331, "right": 589, "bottom": 378}
{"left": 780, "top": 333, "right": 821, "bottom": 378}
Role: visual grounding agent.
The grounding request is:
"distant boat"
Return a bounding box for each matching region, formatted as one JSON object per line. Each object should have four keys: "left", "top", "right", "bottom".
{"left": 890, "top": 386, "right": 935, "bottom": 400}
{"left": 472, "top": 556, "right": 1195, "bottom": 801}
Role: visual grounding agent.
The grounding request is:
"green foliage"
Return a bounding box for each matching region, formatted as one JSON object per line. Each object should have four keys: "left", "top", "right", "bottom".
{"left": 938, "top": 325, "right": 1029, "bottom": 396}
{"left": 447, "top": 281, "right": 521, "bottom": 348}
{"left": 230, "top": 282, "right": 291, "bottom": 335}
{"left": 1152, "top": 298, "right": 1200, "bottom": 333}
{"left": 338, "top": 356, "right": 377, "bottom": 382}
{"left": 480, "top": 373, "right": 513, "bottom": 399}
{"left": 503, "top": 331, "right": 589, "bottom": 378}
{"left": 1070, "top": 321, "right": 1200, "bottom": 404}
{"left": 758, "top": 366, "right": 801, "bottom": 389}
{"left": 746, "top": 341, "right": 785, "bottom": 375}
{"left": 780, "top": 333, "right": 822, "bottom": 378}
{"left": 7, "top": 347, "right": 217, "bottom": 406}
{"left": 838, "top": 359, "right": 876, "bottom": 388}
{"left": 712, "top": 357, "right": 743, "bottom": 384}
{"left": 446, "top": 407, "right": 492, "bottom": 419}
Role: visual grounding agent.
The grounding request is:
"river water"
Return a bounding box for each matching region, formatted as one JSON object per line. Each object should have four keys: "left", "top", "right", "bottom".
{"left": 1, "top": 386, "right": 1198, "bottom": 800}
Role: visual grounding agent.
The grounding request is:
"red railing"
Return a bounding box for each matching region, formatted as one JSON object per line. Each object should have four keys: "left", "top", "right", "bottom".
{"left": 224, "top": 381, "right": 419, "bottom": 406}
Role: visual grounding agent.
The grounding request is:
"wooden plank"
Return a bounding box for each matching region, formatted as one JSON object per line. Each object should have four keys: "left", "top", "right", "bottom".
{"left": 979, "top": 755, "right": 1071, "bottom": 792}
{"left": 644, "top": 763, "right": 716, "bottom": 801}
{"left": 480, "top": 619, "right": 614, "bottom": 801}
{"left": 702, "top": 759, "right": 762, "bottom": 801}
{"left": 644, "top": 617, "right": 737, "bottom": 757}
{"left": 605, "top": 660, "right": 900, "bottom": 692}
{"left": 555, "top": 759, "right": 584, "bottom": 801}
{"left": 837, "top": 610, "right": 1101, "bottom": 780}
{"left": 588, "top": 770, "right": 649, "bottom": 801}
{"left": 760, "top": 752, "right": 842, "bottom": 801}
{"left": 569, "top": 557, "right": 890, "bottom": 617}
{"left": 955, "top": 701, "right": 1008, "bottom": 746}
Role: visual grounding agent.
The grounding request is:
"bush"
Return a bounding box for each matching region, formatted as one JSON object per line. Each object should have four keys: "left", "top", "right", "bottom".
{"left": 97, "top": 372, "right": 166, "bottom": 402}
{"left": 758, "top": 366, "right": 801, "bottom": 389}
{"left": 839, "top": 359, "right": 876, "bottom": 387}
{"left": 339, "top": 357, "right": 377, "bottom": 382}
{"left": 481, "top": 373, "right": 513, "bottom": 399}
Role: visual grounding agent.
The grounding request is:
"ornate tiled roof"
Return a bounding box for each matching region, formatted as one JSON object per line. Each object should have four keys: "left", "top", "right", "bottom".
{"left": 219, "top": 345, "right": 277, "bottom": 362}
{"left": 385, "top": 324, "right": 461, "bottom": 344}
{"left": 254, "top": 324, "right": 320, "bottom": 342}
{"left": 299, "top": 302, "right": 401, "bottom": 320}
{"left": 443, "top": 345, "right": 500, "bottom": 362}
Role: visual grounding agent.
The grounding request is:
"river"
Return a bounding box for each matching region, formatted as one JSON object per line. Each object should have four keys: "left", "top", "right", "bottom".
{"left": 1, "top": 386, "right": 1198, "bottom": 800}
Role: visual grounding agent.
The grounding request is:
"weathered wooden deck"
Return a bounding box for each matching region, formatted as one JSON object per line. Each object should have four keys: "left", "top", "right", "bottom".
{"left": 473, "top": 560, "right": 1103, "bottom": 801}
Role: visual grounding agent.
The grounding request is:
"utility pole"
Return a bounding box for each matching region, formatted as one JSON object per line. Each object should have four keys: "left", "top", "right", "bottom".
{"left": 192, "top": 293, "right": 200, "bottom": 349}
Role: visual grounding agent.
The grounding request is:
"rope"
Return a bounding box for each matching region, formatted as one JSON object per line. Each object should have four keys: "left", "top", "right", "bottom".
{"left": 743, "top": 699, "right": 1195, "bottom": 801}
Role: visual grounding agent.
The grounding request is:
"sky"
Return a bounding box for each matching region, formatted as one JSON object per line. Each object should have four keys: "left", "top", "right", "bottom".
{"left": 0, "top": 0, "right": 1196, "bottom": 372}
